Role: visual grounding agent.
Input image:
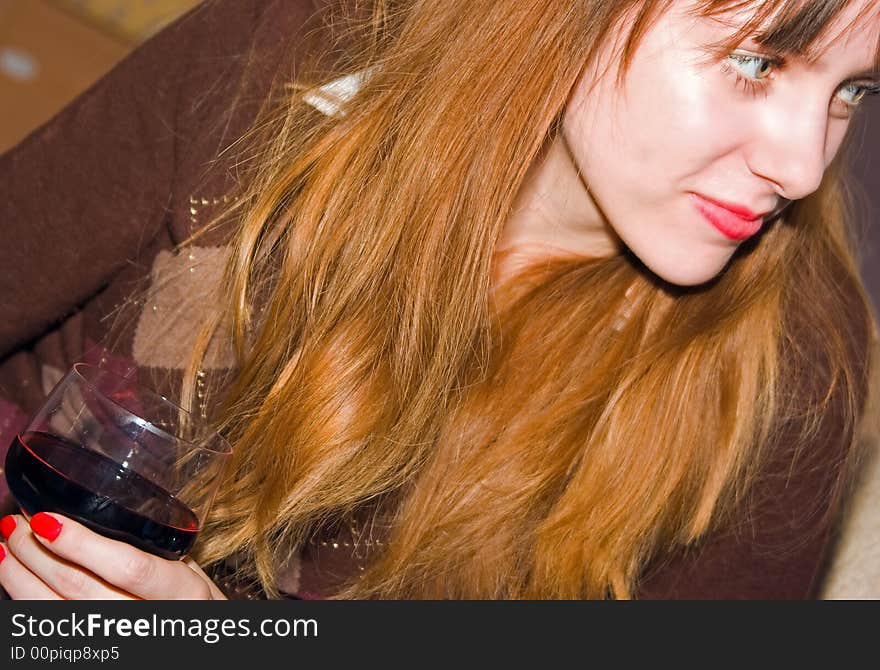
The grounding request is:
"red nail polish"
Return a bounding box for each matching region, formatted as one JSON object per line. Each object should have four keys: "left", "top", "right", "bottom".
{"left": 0, "top": 515, "right": 15, "bottom": 540}
{"left": 0, "top": 544, "right": 5, "bottom": 564}
{"left": 30, "top": 513, "right": 62, "bottom": 542}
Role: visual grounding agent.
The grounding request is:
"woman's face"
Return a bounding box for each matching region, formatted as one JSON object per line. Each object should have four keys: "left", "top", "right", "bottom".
{"left": 563, "top": 0, "right": 880, "bottom": 286}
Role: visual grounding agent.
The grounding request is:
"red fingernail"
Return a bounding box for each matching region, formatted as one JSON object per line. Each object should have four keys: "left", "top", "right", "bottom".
{"left": 0, "top": 544, "right": 5, "bottom": 564}
{"left": 0, "top": 515, "right": 15, "bottom": 540}
{"left": 30, "top": 513, "right": 62, "bottom": 542}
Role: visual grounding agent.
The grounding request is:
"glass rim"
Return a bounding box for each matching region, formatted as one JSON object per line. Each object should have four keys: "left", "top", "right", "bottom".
{"left": 70, "top": 362, "right": 233, "bottom": 456}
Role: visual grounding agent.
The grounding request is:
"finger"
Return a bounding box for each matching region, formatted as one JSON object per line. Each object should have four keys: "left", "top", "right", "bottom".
{"left": 183, "top": 557, "right": 227, "bottom": 600}
{"left": 4, "top": 515, "right": 132, "bottom": 600}
{"left": 0, "top": 542, "right": 62, "bottom": 600}
{"left": 28, "top": 513, "right": 214, "bottom": 600}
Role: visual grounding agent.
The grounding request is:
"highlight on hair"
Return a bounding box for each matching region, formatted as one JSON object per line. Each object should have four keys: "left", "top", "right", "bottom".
{"left": 180, "top": 0, "right": 880, "bottom": 598}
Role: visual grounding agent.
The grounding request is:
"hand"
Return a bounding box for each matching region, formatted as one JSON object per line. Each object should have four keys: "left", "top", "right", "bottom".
{"left": 0, "top": 513, "right": 226, "bottom": 600}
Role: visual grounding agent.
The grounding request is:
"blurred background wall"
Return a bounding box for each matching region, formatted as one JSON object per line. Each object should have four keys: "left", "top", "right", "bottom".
{"left": 851, "top": 97, "right": 880, "bottom": 313}
{"left": 0, "top": 0, "right": 198, "bottom": 154}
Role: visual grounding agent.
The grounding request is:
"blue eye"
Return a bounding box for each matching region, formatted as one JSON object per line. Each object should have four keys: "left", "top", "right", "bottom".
{"left": 728, "top": 53, "right": 775, "bottom": 81}
{"left": 837, "top": 81, "right": 880, "bottom": 106}
{"left": 839, "top": 83, "right": 863, "bottom": 104}
{"left": 721, "top": 53, "right": 779, "bottom": 98}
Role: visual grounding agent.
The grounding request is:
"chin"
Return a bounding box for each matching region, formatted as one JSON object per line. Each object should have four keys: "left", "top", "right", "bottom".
{"left": 639, "top": 254, "right": 730, "bottom": 288}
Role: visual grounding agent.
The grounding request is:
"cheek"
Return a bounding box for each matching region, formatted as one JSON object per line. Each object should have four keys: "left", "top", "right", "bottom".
{"left": 568, "top": 64, "right": 732, "bottom": 186}
{"left": 624, "top": 67, "right": 736, "bottom": 170}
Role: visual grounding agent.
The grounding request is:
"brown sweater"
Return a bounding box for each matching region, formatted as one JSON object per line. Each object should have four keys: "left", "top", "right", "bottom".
{"left": 0, "top": 0, "right": 870, "bottom": 599}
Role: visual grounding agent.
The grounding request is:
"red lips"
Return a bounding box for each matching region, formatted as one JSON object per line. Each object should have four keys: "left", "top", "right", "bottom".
{"left": 696, "top": 195, "right": 766, "bottom": 221}
{"left": 690, "top": 193, "right": 765, "bottom": 242}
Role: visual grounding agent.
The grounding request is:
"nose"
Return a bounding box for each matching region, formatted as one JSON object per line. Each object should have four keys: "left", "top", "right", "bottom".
{"left": 745, "top": 101, "right": 830, "bottom": 202}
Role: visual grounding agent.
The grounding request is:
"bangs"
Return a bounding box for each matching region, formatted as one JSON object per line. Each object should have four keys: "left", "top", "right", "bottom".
{"left": 692, "top": 0, "right": 880, "bottom": 67}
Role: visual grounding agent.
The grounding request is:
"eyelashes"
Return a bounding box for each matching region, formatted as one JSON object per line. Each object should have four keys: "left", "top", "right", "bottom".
{"left": 720, "top": 53, "right": 778, "bottom": 98}
{"left": 721, "top": 52, "right": 880, "bottom": 114}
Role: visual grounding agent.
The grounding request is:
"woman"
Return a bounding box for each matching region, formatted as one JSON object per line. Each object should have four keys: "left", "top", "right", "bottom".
{"left": 0, "top": 0, "right": 878, "bottom": 599}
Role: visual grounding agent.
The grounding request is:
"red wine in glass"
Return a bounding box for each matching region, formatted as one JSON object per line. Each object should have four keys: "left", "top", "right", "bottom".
{"left": 5, "top": 432, "right": 199, "bottom": 560}
{"left": 3, "top": 364, "right": 231, "bottom": 561}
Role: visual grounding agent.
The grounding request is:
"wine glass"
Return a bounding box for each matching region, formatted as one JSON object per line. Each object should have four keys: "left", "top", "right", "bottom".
{"left": 3, "top": 363, "right": 232, "bottom": 560}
